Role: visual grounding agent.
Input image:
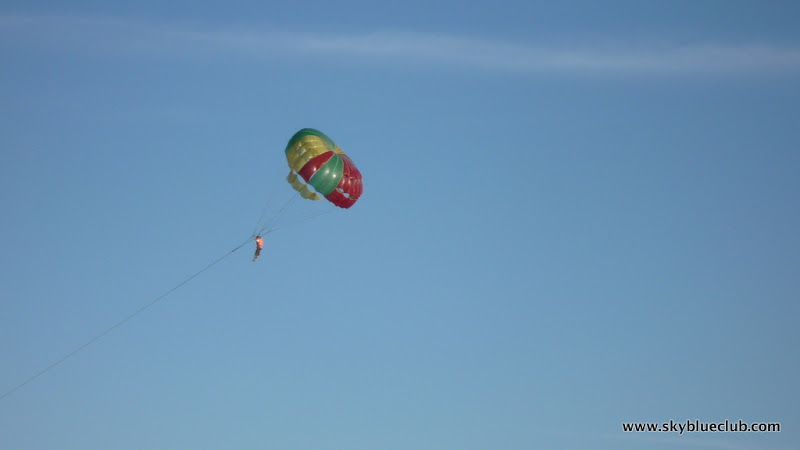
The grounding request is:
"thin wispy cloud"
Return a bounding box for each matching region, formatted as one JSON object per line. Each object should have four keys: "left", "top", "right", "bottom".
{"left": 2, "top": 13, "right": 799, "bottom": 75}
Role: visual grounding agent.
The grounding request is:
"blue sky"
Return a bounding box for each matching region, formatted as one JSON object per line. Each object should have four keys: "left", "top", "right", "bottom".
{"left": 1, "top": 1, "right": 798, "bottom": 449}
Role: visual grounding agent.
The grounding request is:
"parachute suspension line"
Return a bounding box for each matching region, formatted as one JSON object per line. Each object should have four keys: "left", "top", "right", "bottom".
{"left": 256, "top": 191, "right": 300, "bottom": 237}
{"left": 0, "top": 237, "right": 253, "bottom": 402}
{"left": 275, "top": 208, "right": 336, "bottom": 230}
{"left": 252, "top": 198, "right": 273, "bottom": 237}
{"left": 254, "top": 208, "right": 333, "bottom": 238}
{"left": 251, "top": 175, "right": 286, "bottom": 237}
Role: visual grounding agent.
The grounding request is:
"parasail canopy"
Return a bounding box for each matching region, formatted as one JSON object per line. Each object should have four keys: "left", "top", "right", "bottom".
{"left": 285, "top": 128, "right": 363, "bottom": 209}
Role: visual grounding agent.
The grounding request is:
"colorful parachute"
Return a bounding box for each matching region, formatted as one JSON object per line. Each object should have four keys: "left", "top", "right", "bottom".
{"left": 285, "top": 128, "right": 363, "bottom": 209}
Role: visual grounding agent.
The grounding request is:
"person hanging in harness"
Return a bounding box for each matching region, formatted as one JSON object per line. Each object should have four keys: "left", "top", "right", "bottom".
{"left": 253, "top": 235, "right": 264, "bottom": 262}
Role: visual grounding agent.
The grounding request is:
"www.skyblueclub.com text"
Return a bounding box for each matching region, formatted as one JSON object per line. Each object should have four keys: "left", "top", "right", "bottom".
{"left": 622, "top": 419, "right": 780, "bottom": 434}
